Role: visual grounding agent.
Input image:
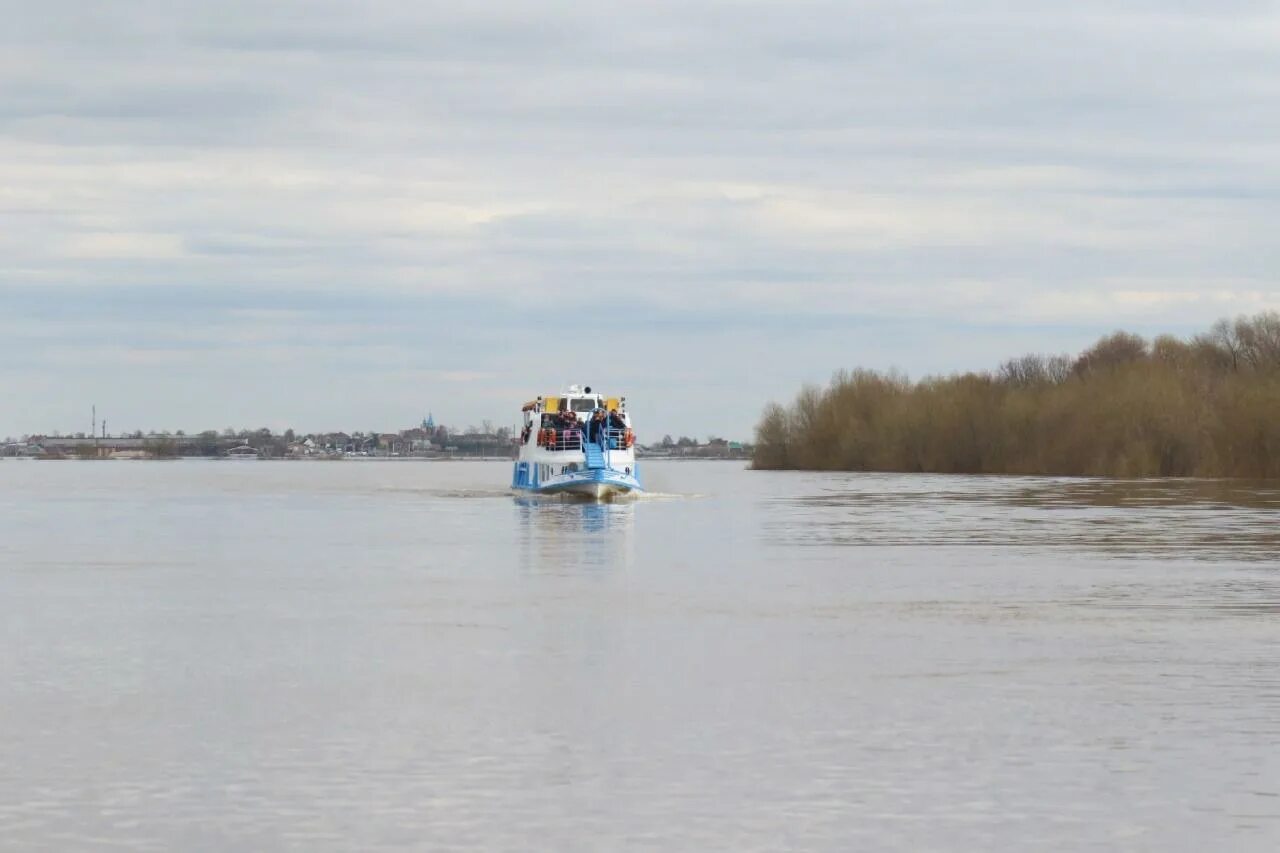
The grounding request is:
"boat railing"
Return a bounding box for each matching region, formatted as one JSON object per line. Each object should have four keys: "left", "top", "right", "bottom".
{"left": 546, "top": 430, "right": 583, "bottom": 452}
{"left": 541, "top": 427, "right": 632, "bottom": 452}
{"left": 604, "top": 428, "right": 635, "bottom": 450}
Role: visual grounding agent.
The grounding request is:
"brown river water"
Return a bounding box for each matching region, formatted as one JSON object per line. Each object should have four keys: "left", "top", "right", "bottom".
{"left": 1, "top": 460, "right": 1277, "bottom": 850}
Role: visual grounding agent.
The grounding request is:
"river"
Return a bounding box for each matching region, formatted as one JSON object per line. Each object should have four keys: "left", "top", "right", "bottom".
{"left": 1, "top": 460, "right": 1277, "bottom": 850}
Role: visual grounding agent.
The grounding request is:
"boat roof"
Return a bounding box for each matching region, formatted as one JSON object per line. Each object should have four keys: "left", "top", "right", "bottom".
{"left": 524, "top": 386, "right": 627, "bottom": 413}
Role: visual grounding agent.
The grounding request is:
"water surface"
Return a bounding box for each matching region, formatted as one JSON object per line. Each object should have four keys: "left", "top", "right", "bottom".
{"left": 1, "top": 461, "right": 1277, "bottom": 850}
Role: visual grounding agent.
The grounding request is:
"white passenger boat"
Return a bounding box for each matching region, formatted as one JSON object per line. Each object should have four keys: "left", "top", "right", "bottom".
{"left": 511, "top": 385, "right": 642, "bottom": 499}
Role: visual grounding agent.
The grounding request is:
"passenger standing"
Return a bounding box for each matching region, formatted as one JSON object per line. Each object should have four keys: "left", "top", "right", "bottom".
{"left": 587, "top": 409, "right": 606, "bottom": 444}
{"left": 555, "top": 410, "right": 578, "bottom": 448}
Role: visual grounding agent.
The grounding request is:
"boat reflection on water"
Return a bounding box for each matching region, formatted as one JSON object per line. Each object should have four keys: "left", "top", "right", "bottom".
{"left": 513, "top": 495, "right": 636, "bottom": 573}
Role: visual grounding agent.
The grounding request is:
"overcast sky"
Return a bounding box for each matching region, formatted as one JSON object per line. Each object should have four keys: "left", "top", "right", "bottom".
{"left": 3, "top": 0, "right": 1278, "bottom": 439}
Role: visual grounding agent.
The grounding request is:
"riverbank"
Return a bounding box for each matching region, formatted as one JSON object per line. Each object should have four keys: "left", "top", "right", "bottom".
{"left": 754, "top": 313, "right": 1280, "bottom": 478}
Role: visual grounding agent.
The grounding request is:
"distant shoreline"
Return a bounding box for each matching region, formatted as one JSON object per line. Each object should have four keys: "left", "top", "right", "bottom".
{"left": 5, "top": 455, "right": 750, "bottom": 463}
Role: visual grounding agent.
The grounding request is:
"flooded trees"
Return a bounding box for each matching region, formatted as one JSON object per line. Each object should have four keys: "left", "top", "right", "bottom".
{"left": 754, "top": 312, "right": 1280, "bottom": 478}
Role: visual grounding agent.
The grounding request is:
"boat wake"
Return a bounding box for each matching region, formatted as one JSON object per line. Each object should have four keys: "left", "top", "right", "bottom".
{"left": 629, "top": 490, "right": 700, "bottom": 501}
{"left": 380, "top": 487, "right": 514, "bottom": 500}
{"left": 380, "top": 486, "right": 699, "bottom": 502}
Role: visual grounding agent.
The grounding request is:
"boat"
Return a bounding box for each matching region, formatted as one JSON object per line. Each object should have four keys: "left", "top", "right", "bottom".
{"left": 225, "top": 444, "right": 261, "bottom": 460}
{"left": 511, "top": 385, "right": 642, "bottom": 499}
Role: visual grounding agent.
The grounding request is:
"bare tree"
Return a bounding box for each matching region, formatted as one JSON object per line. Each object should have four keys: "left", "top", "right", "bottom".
{"left": 1234, "top": 311, "right": 1280, "bottom": 370}
{"left": 1073, "top": 332, "right": 1148, "bottom": 376}
{"left": 1207, "top": 319, "right": 1242, "bottom": 370}
{"left": 999, "top": 354, "right": 1050, "bottom": 387}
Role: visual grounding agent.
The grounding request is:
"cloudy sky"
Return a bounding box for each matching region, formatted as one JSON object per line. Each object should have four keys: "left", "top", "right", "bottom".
{"left": 3, "top": 0, "right": 1278, "bottom": 439}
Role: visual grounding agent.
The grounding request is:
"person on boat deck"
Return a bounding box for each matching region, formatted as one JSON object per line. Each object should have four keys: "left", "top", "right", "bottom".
{"left": 587, "top": 409, "right": 608, "bottom": 444}
{"left": 607, "top": 409, "right": 626, "bottom": 430}
{"left": 551, "top": 410, "right": 578, "bottom": 445}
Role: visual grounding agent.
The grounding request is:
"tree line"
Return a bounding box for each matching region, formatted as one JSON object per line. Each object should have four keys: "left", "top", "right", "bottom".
{"left": 753, "top": 313, "right": 1280, "bottom": 478}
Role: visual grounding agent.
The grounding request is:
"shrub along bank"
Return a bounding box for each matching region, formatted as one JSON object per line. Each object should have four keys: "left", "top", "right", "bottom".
{"left": 753, "top": 314, "right": 1280, "bottom": 478}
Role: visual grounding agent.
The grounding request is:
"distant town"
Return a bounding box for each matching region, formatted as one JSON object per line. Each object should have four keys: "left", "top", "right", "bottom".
{"left": 1, "top": 413, "right": 752, "bottom": 461}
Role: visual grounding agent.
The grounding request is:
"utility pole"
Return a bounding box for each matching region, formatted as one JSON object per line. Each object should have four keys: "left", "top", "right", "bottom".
{"left": 93, "top": 405, "right": 98, "bottom": 456}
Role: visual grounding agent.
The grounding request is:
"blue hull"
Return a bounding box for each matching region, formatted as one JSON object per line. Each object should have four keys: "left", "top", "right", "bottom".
{"left": 512, "top": 462, "right": 641, "bottom": 498}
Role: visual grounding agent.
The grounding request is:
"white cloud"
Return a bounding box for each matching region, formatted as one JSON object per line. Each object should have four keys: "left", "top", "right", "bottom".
{"left": 65, "top": 232, "right": 185, "bottom": 259}
{"left": 2, "top": 0, "right": 1279, "bottom": 436}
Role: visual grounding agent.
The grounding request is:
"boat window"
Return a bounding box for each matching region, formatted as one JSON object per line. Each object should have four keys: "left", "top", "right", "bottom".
{"left": 570, "top": 398, "right": 599, "bottom": 413}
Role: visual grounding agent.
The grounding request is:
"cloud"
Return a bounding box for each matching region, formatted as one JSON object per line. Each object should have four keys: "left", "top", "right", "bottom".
{"left": 65, "top": 232, "right": 185, "bottom": 259}
{"left": 2, "top": 1, "right": 1279, "bottom": 437}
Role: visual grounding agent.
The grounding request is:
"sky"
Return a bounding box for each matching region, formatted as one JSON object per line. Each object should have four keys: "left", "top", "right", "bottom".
{"left": 3, "top": 0, "right": 1279, "bottom": 440}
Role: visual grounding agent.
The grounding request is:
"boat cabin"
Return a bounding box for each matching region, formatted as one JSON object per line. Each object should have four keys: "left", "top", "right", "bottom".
{"left": 519, "top": 385, "right": 633, "bottom": 452}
